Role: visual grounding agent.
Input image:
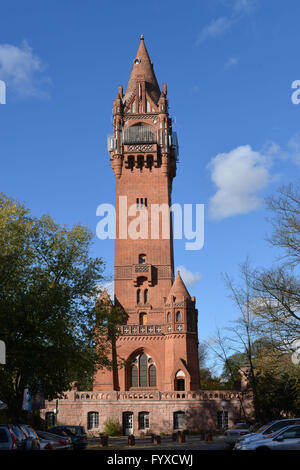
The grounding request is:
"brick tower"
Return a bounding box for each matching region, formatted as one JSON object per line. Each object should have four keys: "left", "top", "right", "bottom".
{"left": 42, "top": 37, "right": 253, "bottom": 434}
{"left": 94, "top": 35, "right": 200, "bottom": 394}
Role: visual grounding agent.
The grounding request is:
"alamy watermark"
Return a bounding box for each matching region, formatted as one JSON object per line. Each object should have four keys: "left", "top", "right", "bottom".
{"left": 96, "top": 197, "right": 204, "bottom": 251}
{"left": 0, "top": 80, "right": 6, "bottom": 104}
{"left": 291, "top": 80, "right": 300, "bottom": 104}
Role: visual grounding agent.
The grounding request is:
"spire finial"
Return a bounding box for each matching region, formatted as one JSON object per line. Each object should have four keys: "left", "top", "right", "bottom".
{"left": 124, "top": 35, "right": 161, "bottom": 105}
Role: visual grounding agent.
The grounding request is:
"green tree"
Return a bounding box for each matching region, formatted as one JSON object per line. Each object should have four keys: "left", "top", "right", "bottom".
{"left": 221, "top": 352, "right": 245, "bottom": 388}
{"left": 255, "top": 372, "right": 300, "bottom": 423}
{"left": 0, "top": 194, "right": 108, "bottom": 419}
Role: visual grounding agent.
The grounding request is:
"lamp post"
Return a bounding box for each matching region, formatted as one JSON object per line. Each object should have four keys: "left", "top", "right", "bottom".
{"left": 54, "top": 399, "right": 59, "bottom": 425}
{"left": 221, "top": 400, "right": 226, "bottom": 432}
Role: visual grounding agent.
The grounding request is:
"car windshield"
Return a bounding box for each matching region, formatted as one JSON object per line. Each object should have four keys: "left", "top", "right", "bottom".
{"left": 12, "top": 426, "right": 25, "bottom": 440}
{"left": 30, "top": 429, "right": 37, "bottom": 438}
{"left": 281, "top": 426, "right": 300, "bottom": 439}
{"left": 53, "top": 429, "right": 68, "bottom": 436}
{"left": 23, "top": 425, "right": 38, "bottom": 438}
{"left": 264, "top": 428, "right": 287, "bottom": 439}
{"left": 256, "top": 423, "right": 271, "bottom": 434}
{"left": 18, "top": 425, "right": 29, "bottom": 437}
{"left": 65, "top": 426, "right": 84, "bottom": 435}
{"left": 61, "top": 428, "right": 74, "bottom": 436}
{"left": 265, "top": 421, "right": 291, "bottom": 434}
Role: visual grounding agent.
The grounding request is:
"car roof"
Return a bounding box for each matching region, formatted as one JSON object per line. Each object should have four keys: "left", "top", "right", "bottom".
{"left": 271, "top": 418, "right": 300, "bottom": 423}
{"left": 261, "top": 418, "right": 300, "bottom": 429}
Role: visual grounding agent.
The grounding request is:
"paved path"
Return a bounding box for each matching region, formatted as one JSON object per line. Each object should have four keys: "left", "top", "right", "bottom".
{"left": 87, "top": 434, "right": 231, "bottom": 451}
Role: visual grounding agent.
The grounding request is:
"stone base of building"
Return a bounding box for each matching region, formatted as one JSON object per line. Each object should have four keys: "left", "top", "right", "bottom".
{"left": 41, "top": 390, "right": 253, "bottom": 435}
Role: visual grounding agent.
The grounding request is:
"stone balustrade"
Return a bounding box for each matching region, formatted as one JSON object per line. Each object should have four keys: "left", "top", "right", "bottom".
{"left": 46, "top": 390, "right": 243, "bottom": 403}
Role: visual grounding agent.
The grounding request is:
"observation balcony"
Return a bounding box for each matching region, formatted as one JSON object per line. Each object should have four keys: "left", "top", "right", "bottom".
{"left": 107, "top": 127, "right": 178, "bottom": 160}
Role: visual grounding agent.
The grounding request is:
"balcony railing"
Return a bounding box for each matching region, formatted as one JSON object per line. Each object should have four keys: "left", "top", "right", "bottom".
{"left": 123, "top": 126, "right": 157, "bottom": 144}
{"left": 107, "top": 126, "right": 158, "bottom": 151}
{"left": 135, "top": 263, "right": 149, "bottom": 273}
{"left": 119, "top": 323, "right": 187, "bottom": 335}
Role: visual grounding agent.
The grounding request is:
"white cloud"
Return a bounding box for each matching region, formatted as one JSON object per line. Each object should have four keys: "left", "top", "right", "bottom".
{"left": 288, "top": 133, "right": 300, "bottom": 165}
{"left": 0, "top": 41, "right": 49, "bottom": 98}
{"left": 176, "top": 265, "right": 202, "bottom": 288}
{"left": 208, "top": 145, "right": 271, "bottom": 220}
{"left": 233, "top": 0, "right": 255, "bottom": 14}
{"left": 224, "top": 56, "right": 239, "bottom": 69}
{"left": 261, "top": 135, "right": 300, "bottom": 166}
{"left": 196, "top": 0, "right": 255, "bottom": 45}
{"left": 196, "top": 17, "right": 233, "bottom": 45}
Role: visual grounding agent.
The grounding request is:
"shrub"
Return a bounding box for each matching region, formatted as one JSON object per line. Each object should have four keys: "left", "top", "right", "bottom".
{"left": 104, "top": 418, "right": 122, "bottom": 436}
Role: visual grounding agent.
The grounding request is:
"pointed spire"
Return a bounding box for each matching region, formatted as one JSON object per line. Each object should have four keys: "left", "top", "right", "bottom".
{"left": 124, "top": 35, "right": 161, "bottom": 105}
{"left": 166, "top": 270, "right": 191, "bottom": 304}
{"left": 97, "top": 288, "right": 112, "bottom": 305}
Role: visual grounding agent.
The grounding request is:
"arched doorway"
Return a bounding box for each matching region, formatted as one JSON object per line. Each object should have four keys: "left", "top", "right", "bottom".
{"left": 139, "top": 312, "right": 147, "bottom": 325}
{"left": 174, "top": 370, "right": 185, "bottom": 391}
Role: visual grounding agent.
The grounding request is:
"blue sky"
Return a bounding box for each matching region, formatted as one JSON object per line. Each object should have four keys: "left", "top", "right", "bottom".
{"left": 0, "top": 0, "right": 299, "bottom": 354}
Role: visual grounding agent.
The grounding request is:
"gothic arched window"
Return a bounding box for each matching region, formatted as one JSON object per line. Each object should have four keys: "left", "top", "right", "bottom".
{"left": 144, "top": 289, "right": 148, "bottom": 304}
{"left": 149, "top": 364, "right": 157, "bottom": 387}
{"left": 139, "top": 354, "right": 148, "bottom": 387}
{"left": 137, "top": 289, "right": 141, "bottom": 304}
{"left": 176, "top": 311, "right": 182, "bottom": 322}
{"left": 167, "top": 312, "right": 171, "bottom": 322}
{"left": 129, "top": 353, "right": 157, "bottom": 388}
{"left": 131, "top": 365, "right": 138, "bottom": 387}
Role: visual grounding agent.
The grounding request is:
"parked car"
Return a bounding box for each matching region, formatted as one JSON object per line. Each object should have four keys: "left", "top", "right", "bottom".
{"left": 235, "top": 418, "right": 300, "bottom": 445}
{"left": 36, "top": 430, "right": 73, "bottom": 450}
{"left": 233, "top": 423, "right": 249, "bottom": 429}
{"left": 48, "top": 426, "right": 87, "bottom": 450}
{"left": 16, "top": 424, "right": 40, "bottom": 450}
{"left": 0, "top": 425, "right": 25, "bottom": 451}
{"left": 234, "top": 424, "right": 300, "bottom": 450}
{"left": 224, "top": 425, "right": 249, "bottom": 446}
